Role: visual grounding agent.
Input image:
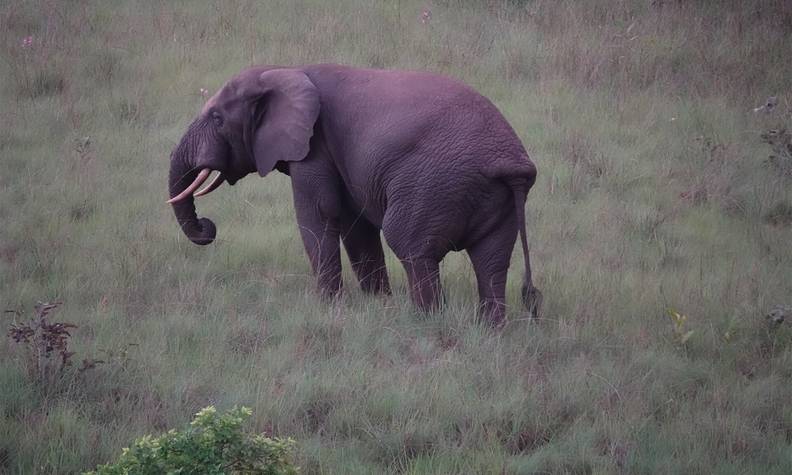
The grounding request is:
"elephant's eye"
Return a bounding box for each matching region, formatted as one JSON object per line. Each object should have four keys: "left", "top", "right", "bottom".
{"left": 211, "top": 112, "right": 223, "bottom": 128}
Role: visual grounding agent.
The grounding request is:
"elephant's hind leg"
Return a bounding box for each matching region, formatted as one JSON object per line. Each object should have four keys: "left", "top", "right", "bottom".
{"left": 381, "top": 211, "right": 443, "bottom": 313}
{"left": 340, "top": 213, "right": 391, "bottom": 295}
{"left": 466, "top": 217, "right": 519, "bottom": 327}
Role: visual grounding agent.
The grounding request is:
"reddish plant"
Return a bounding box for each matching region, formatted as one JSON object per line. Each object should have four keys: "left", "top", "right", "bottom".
{"left": 7, "top": 302, "right": 79, "bottom": 382}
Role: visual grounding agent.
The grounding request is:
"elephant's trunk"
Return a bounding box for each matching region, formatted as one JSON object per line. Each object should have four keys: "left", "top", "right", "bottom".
{"left": 168, "top": 153, "right": 216, "bottom": 245}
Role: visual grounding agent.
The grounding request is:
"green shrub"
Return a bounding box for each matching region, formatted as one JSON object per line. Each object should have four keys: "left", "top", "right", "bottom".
{"left": 86, "top": 406, "right": 297, "bottom": 475}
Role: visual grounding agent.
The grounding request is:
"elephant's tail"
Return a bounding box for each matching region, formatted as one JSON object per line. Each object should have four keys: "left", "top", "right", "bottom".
{"left": 509, "top": 181, "right": 534, "bottom": 292}
{"left": 496, "top": 158, "right": 536, "bottom": 278}
{"left": 487, "top": 157, "right": 540, "bottom": 314}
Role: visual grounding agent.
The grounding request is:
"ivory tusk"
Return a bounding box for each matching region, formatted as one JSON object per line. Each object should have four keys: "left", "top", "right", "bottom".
{"left": 167, "top": 168, "right": 211, "bottom": 204}
{"left": 193, "top": 172, "right": 224, "bottom": 198}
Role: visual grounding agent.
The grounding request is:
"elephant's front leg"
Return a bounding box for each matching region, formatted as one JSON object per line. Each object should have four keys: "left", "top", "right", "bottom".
{"left": 291, "top": 181, "right": 344, "bottom": 300}
{"left": 340, "top": 213, "right": 391, "bottom": 295}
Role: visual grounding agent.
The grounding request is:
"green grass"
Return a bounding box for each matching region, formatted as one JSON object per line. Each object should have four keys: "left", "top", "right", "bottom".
{"left": 2, "top": 0, "right": 792, "bottom": 473}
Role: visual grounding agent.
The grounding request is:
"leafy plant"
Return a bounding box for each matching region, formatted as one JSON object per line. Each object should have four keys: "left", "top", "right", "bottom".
{"left": 7, "top": 302, "right": 78, "bottom": 384}
{"left": 86, "top": 406, "right": 298, "bottom": 475}
{"left": 722, "top": 313, "right": 739, "bottom": 343}
{"left": 667, "top": 308, "right": 694, "bottom": 345}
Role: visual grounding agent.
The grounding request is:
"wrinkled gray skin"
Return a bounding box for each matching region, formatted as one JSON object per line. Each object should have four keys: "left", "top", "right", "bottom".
{"left": 169, "top": 64, "right": 542, "bottom": 325}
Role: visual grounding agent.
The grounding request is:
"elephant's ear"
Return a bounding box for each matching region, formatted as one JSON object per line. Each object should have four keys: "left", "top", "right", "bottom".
{"left": 253, "top": 69, "right": 320, "bottom": 176}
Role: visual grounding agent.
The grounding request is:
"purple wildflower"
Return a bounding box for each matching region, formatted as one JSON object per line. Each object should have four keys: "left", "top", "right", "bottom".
{"left": 421, "top": 9, "right": 431, "bottom": 24}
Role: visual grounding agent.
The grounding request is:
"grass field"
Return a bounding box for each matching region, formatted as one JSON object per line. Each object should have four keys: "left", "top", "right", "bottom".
{"left": 2, "top": 0, "right": 792, "bottom": 473}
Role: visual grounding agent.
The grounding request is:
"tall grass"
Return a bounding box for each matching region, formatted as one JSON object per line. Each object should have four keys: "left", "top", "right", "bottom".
{"left": 1, "top": 0, "right": 791, "bottom": 473}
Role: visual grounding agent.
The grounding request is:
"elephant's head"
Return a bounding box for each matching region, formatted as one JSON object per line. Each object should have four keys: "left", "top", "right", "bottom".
{"left": 167, "top": 67, "right": 320, "bottom": 245}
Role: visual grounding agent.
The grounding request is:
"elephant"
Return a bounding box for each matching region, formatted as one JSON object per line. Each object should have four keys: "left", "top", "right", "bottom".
{"left": 167, "top": 64, "right": 542, "bottom": 325}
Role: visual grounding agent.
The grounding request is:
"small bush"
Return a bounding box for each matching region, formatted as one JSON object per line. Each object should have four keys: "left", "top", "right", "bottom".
{"left": 680, "top": 136, "right": 744, "bottom": 211}
{"left": 19, "top": 70, "right": 65, "bottom": 98}
{"left": 764, "top": 201, "right": 792, "bottom": 226}
{"left": 86, "top": 406, "right": 298, "bottom": 475}
{"left": 7, "top": 302, "right": 77, "bottom": 385}
{"left": 761, "top": 128, "right": 792, "bottom": 178}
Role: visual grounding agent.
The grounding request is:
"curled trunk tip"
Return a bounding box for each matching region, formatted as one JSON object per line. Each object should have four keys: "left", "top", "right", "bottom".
{"left": 169, "top": 154, "right": 217, "bottom": 245}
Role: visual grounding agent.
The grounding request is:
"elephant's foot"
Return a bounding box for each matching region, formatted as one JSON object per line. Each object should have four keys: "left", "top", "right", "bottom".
{"left": 411, "top": 289, "right": 443, "bottom": 314}
{"left": 478, "top": 298, "right": 507, "bottom": 328}
{"left": 316, "top": 272, "right": 343, "bottom": 302}
{"left": 359, "top": 268, "right": 392, "bottom": 295}
{"left": 401, "top": 257, "right": 442, "bottom": 314}
{"left": 521, "top": 284, "right": 543, "bottom": 320}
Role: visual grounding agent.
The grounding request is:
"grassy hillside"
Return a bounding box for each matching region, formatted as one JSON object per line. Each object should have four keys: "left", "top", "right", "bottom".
{"left": 2, "top": 0, "right": 792, "bottom": 473}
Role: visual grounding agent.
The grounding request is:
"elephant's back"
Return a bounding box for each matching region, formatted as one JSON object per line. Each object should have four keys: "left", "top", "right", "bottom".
{"left": 305, "top": 64, "right": 533, "bottom": 232}
{"left": 309, "top": 65, "right": 527, "bottom": 163}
